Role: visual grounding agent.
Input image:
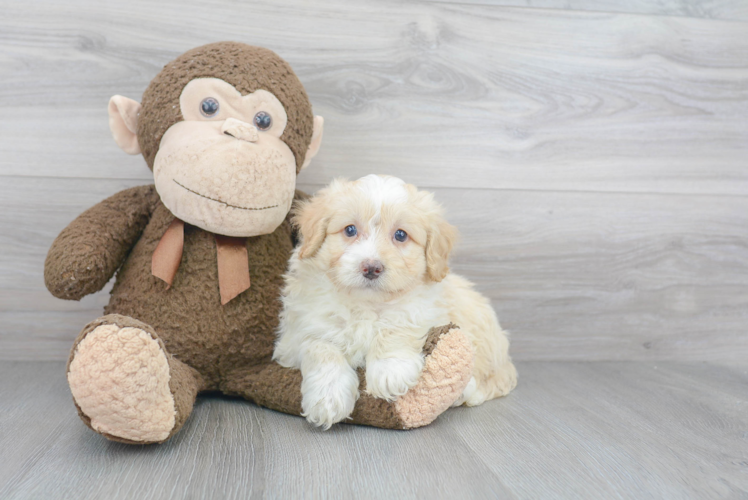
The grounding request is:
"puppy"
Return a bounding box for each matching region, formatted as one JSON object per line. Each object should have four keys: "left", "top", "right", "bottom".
{"left": 274, "top": 175, "right": 517, "bottom": 429}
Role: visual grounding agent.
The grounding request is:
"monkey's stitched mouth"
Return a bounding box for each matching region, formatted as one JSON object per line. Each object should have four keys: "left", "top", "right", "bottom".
{"left": 173, "top": 180, "right": 278, "bottom": 211}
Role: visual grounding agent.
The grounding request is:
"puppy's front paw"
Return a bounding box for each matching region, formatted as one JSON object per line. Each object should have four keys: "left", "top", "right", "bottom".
{"left": 301, "top": 366, "right": 359, "bottom": 430}
{"left": 366, "top": 356, "right": 424, "bottom": 402}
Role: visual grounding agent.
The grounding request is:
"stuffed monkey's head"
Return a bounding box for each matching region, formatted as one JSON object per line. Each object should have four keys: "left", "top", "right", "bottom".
{"left": 108, "top": 42, "right": 324, "bottom": 237}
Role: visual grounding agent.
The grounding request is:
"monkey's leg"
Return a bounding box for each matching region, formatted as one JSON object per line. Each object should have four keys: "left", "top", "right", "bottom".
{"left": 222, "top": 324, "right": 473, "bottom": 429}
{"left": 67, "top": 314, "right": 204, "bottom": 444}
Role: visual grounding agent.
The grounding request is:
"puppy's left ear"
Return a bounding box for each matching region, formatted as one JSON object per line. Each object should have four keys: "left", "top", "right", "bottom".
{"left": 425, "top": 216, "right": 458, "bottom": 282}
{"left": 293, "top": 193, "right": 331, "bottom": 259}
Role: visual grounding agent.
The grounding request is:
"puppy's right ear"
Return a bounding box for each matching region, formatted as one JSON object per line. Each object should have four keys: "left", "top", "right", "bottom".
{"left": 293, "top": 194, "right": 331, "bottom": 259}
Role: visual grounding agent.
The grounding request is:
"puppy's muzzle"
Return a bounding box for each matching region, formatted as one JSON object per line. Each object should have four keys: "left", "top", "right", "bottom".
{"left": 360, "top": 260, "right": 384, "bottom": 280}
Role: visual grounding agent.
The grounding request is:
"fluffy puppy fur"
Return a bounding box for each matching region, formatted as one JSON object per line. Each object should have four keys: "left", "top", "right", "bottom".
{"left": 274, "top": 175, "right": 517, "bottom": 429}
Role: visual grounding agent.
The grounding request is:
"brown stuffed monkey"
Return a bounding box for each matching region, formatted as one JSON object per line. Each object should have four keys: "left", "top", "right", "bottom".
{"left": 44, "top": 42, "right": 474, "bottom": 444}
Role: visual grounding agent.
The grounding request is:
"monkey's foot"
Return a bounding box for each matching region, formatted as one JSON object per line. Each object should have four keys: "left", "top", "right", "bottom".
{"left": 67, "top": 315, "right": 190, "bottom": 444}
{"left": 393, "top": 325, "right": 474, "bottom": 429}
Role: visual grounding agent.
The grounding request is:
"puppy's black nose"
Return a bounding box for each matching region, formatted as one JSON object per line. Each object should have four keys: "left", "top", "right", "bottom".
{"left": 360, "top": 260, "right": 384, "bottom": 280}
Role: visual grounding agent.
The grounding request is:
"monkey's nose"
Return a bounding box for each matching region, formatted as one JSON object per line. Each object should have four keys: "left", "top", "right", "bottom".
{"left": 221, "top": 117, "right": 259, "bottom": 142}
{"left": 360, "top": 260, "right": 384, "bottom": 280}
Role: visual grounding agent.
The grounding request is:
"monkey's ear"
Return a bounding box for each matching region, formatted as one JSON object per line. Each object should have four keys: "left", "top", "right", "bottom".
{"left": 108, "top": 95, "right": 142, "bottom": 155}
{"left": 300, "top": 115, "right": 324, "bottom": 170}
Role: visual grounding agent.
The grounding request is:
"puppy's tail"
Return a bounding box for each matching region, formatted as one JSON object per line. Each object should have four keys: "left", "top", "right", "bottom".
{"left": 470, "top": 359, "right": 518, "bottom": 405}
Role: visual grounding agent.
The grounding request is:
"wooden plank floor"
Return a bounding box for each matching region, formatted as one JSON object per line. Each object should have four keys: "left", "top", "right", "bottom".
{"left": 0, "top": 361, "right": 746, "bottom": 499}
{"left": 2, "top": 1, "right": 747, "bottom": 498}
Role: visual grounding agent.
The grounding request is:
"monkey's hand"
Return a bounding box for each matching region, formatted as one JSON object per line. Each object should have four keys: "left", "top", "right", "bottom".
{"left": 44, "top": 185, "right": 159, "bottom": 300}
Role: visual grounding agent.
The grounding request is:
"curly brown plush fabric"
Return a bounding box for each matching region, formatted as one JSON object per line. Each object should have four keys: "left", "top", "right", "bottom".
{"left": 45, "top": 186, "right": 159, "bottom": 301}
{"left": 138, "top": 42, "right": 313, "bottom": 172}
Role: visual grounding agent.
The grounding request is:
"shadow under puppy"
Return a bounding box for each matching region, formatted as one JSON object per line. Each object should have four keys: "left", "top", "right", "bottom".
{"left": 274, "top": 175, "right": 518, "bottom": 429}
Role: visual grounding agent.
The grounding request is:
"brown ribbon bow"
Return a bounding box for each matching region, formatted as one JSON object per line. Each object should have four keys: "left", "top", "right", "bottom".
{"left": 152, "top": 218, "right": 251, "bottom": 305}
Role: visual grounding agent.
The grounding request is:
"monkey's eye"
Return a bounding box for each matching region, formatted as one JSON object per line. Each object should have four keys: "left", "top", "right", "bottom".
{"left": 344, "top": 225, "right": 357, "bottom": 237}
{"left": 254, "top": 111, "right": 272, "bottom": 131}
{"left": 394, "top": 229, "right": 408, "bottom": 242}
{"left": 200, "top": 97, "right": 220, "bottom": 117}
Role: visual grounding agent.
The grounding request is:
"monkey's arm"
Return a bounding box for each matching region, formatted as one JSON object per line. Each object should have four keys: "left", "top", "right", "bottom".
{"left": 45, "top": 185, "right": 159, "bottom": 300}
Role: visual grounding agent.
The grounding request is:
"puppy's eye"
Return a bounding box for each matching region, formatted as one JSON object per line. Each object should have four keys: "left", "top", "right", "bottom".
{"left": 394, "top": 229, "right": 407, "bottom": 242}
{"left": 200, "top": 97, "right": 220, "bottom": 117}
{"left": 344, "top": 225, "right": 357, "bottom": 237}
{"left": 254, "top": 111, "right": 272, "bottom": 131}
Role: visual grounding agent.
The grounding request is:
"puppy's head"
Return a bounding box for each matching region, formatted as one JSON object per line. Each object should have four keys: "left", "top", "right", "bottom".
{"left": 293, "top": 175, "right": 458, "bottom": 297}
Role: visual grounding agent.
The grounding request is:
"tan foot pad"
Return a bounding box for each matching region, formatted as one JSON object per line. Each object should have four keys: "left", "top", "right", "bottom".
{"left": 395, "top": 329, "right": 474, "bottom": 429}
{"left": 67, "top": 325, "right": 176, "bottom": 443}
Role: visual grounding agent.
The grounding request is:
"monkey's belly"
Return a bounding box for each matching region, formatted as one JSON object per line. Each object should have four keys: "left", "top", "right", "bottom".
{"left": 104, "top": 203, "right": 293, "bottom": 390}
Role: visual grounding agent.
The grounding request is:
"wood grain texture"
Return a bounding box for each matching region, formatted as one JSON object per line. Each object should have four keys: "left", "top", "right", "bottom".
{"left": 1, "top": 1, "right": 747, "bottom": 195}
{"left": 2, "top": 2, "right": 746, "bottom": 497}
{"left": 1, "top": 0, "right": 747, "bottom": 362}
{"left": 2, "top": 177, "right": 746, "bottom": 362}
{"left": 424, "top": 0, "right": 748, "bottom": 22}
{"left": 1, "top": 361, "right": 745, "bottom": 499}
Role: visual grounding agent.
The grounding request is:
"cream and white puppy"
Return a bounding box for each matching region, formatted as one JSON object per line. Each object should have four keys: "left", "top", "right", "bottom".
{"left": 274, "top": 175, "right": 517, "bottom": 429}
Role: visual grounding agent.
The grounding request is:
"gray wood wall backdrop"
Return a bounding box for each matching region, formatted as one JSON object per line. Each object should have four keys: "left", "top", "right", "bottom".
{"left": 1, "top": 0, "right": 746, "bottom": 361}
